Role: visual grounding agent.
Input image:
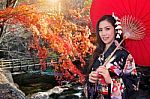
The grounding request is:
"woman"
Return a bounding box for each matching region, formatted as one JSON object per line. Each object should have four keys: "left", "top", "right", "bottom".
{"left": 85, "top": 15, "right": 138, "bottom": 99}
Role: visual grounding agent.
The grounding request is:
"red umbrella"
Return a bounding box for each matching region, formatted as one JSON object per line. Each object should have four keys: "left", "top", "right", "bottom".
{"left": 90, "top": 0, "right": 150, "bottom": 66}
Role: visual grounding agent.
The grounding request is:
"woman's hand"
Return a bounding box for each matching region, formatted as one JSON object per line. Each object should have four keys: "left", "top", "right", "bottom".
{"left": 89, "top": 71, "right": 98, "bottom": 83}
{"left": 96, "top": 66, "right": 112, "bottom": 84}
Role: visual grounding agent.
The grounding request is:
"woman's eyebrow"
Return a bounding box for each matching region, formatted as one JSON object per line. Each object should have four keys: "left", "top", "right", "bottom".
{"left": 104, "top": 26, "right": 111, "bottom": 28}
{"left": 99, "top": 25, "right": 111, "bottom": 29}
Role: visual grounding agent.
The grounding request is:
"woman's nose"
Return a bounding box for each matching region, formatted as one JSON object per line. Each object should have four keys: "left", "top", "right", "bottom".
{"left": 101, "top": 31, "right": 106, "bottom": 36}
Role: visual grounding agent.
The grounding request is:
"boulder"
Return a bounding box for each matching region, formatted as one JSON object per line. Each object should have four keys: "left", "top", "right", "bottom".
{"left": 0, "top": 69, "right": 26, "bottom": 99}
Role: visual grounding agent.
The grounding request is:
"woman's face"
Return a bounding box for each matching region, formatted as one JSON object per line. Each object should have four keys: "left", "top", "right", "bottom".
{"left": 98, "top": 20, "right": 115, "bottom": 45}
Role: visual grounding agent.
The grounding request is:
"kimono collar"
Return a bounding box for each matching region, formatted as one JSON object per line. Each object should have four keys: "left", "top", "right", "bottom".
{"left": 103, "top": 41, "right": 117, "bottom": 60}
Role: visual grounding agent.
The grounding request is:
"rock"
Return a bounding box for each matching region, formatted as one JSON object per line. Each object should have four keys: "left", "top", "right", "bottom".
{"left": 0, "top": 68, "right": 26, "bottom": 99}
{"left": 0, "top": 83, "right": 26, "bottom": 99}
{"left": 0, "top": 69, "right": 9, "bottom": 84}
{"left": 29, "top": 86, "right": 69, "bottom": 99}
{"left": 30, "top": 92, "right": 49, "bottom": 99}
{"left": 3, "top": 70, "right": 15, "bottom": 83}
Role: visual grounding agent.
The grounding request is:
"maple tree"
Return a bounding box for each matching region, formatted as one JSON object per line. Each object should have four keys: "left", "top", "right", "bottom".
{"left": 0, "top": 0, "right": 96, "bottom": 83}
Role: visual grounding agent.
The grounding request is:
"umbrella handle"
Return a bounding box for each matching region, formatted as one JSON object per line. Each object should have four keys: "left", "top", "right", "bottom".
{"left": 103, "top": 38, "right": 125, "bottom": 68}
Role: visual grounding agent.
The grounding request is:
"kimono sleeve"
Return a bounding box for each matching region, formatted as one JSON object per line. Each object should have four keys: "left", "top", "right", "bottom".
{"left": 121, "top": 54, "right": 138, "bottom": 98}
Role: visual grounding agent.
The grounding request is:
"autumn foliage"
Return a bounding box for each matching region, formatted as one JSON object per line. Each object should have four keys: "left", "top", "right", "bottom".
{"left": 0, "top": 2, "right": 96, "bottom": 83}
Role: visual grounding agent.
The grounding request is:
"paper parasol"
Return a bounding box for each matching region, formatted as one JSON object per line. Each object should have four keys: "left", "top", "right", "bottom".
{"left": 90, "top": 0, "right": 150, "bottom": 66}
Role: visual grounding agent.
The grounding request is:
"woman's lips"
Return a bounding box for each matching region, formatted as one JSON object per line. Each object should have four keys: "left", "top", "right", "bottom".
{"left": 102, "top": 37, "right": 109, "bottom": 41}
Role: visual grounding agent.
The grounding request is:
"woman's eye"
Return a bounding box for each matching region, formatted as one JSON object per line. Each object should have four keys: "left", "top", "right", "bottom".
{"left": 99, "top": 29, "right": 102, "bottom": 32}
{"left": 106, "top": 28, "right": 110, "bottom": 30}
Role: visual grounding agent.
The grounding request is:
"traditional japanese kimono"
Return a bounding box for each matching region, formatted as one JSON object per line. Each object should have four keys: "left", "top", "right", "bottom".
{"left": 85, "top": 41, "right": 138, "bottom": 99}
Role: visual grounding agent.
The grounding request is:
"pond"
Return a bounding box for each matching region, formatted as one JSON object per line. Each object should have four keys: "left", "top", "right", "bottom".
{"left": 13, "top": 72, "right": 58, "bottom": 96}
{"left": 13, "top": 72, "right": 85, "bottom": 99}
